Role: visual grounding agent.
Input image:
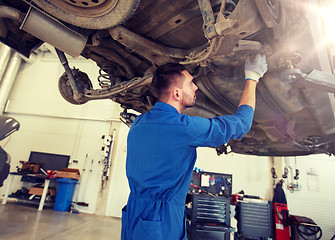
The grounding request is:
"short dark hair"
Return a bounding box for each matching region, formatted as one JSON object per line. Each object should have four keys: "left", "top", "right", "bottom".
{"left": 152, "top": 63, "right": 186, "bottom": 99}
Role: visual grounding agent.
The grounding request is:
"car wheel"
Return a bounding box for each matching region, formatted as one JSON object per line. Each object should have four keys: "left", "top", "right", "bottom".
{"left": 32, "top": 0, "right": 141, "bottom": 29}
{"left": 255, "top": 0, "right": 285, "bottom": 39}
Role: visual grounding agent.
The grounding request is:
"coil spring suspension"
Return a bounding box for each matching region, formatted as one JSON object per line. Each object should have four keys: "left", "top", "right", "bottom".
{"left": 223, "top": 0, "right": 237, "bottom": 16}
{"left": 98, "top": 64, "right": 120, "bottom": 88}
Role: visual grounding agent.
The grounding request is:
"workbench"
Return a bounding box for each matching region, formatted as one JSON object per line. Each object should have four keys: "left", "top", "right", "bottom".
{"left": 1, "top": 172, "right": 55, "bottom": 210}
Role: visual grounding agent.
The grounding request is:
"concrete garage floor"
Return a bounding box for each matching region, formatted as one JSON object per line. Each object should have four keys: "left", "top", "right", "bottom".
{"left": 0, "top": 203, "right": 121, "bottom": 240}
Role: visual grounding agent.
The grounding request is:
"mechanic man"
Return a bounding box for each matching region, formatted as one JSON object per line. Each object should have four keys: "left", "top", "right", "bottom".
{"left": 121, "top": 54, "right": 268, "bottom": 240}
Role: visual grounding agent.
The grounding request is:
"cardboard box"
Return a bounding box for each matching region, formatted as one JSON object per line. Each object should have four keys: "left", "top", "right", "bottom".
{"left": 29, "top": 186, "right": 56, "bottom": 196}
{"left": 54, "top": 168, "right": 80, "bottom": 180}
{"left": 21, "top": 162, "right": 42, "bottom": 174}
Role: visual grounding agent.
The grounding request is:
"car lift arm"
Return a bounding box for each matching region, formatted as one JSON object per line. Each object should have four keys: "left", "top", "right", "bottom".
{"left": 292, "top": 69, "right": 335, "bottom": 94}
{"left": 283, "top": 68, "right": 335, "bottom": 149}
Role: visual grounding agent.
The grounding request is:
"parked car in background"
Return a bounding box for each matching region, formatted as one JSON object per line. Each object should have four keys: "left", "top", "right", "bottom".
{"left": 1, "top": 0, "right": 335, "bottom": 156}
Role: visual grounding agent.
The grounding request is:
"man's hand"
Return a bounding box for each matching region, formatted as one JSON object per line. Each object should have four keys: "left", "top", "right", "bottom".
{"left": 244, "top": 54, "right": 268, "bottom": 83}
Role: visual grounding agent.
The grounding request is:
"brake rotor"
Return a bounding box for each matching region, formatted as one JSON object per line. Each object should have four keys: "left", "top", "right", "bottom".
{"left": 58, "top": 68, "right": 92, "bottom": 105}
{"left": 48, "top": 0, "right": 118, "bottom": 17}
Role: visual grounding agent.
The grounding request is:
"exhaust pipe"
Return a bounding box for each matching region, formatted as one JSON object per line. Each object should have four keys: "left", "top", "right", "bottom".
{"left": 0, "top": 52, "right": 21, "bottom": 114}
{"left": 0, "top": 6, "right": 87, "bottom": 58}
{"left": 0, "top": 6, "right": 22, "bottom": 21}
{"left": 0, "top": 6, "right": 23, "bottom": 38}
{"left": 0, "top": 43, "right": 12, "bottom": 82}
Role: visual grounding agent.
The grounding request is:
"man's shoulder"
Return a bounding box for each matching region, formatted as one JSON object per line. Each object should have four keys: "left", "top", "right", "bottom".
{"left": 132, "top": 113, "right": 145, "bottom": 125}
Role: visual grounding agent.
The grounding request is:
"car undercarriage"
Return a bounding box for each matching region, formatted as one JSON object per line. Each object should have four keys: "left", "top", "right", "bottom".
{"left": 1, "top": 0, "right": 335, "bottom": 156}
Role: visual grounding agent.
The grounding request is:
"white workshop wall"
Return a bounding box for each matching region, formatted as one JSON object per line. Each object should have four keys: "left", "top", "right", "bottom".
{"left": 105, "top": 123, "right": 130, "bottom": 218}
{"left": 0, "top": 50, "right": 126, "bottom": 214}
{"left": 195, "top": 149, "right": 272, "bottom": 199}
{"left": 282, "top": 155, "right": 335, "bottom": 239}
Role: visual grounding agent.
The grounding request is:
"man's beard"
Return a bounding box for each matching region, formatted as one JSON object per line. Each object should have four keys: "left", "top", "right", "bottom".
{"left": 183, "top": 95, "right": 196, "bottom": 109}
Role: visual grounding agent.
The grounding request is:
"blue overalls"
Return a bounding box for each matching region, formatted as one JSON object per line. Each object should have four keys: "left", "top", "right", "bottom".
{"left": 122, "top": 102, "right": 254, "bottom": 240}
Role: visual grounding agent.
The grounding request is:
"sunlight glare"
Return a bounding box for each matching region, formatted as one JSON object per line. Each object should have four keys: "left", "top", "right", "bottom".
{"left": 317, "top": 1, "right": 335, "bottom": 45}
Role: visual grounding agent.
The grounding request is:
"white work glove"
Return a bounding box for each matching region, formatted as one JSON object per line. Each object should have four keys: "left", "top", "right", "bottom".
{"left": 244, "top": 54, "right": 268, "bottom": 83}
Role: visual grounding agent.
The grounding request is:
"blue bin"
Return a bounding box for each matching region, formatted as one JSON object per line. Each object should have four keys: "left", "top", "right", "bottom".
{"left": 54, "top": 178, "right": 78, "bottom": 212}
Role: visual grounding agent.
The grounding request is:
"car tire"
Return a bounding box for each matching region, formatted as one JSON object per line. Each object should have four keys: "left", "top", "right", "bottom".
{"left": 255, "top": 0, "right": 286, "bottom": 39}
{"left": 32, "top": 0, "right": 141, "bottom": 29}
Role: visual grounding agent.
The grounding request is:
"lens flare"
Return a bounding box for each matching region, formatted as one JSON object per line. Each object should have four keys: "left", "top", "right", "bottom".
{"left": 320, "top": 3, "right": 335, "bottom": 45}
{"left": 309, "top": 0, "right": 335, "bottom": 46}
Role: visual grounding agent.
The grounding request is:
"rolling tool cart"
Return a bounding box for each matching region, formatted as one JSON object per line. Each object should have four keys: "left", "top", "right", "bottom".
{"left": 186, "top": 193, "right": 231, "bottom": 240}
{"left": 186, "top": 170, "right": 233, "bottom": 240}
{"left": 235, "top": 200, "right": 274, "bottom": 240}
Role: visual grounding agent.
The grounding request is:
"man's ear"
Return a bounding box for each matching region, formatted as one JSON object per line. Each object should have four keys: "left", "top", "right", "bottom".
{"left": 172, "top": 87, "right": 182, "bottom": 101}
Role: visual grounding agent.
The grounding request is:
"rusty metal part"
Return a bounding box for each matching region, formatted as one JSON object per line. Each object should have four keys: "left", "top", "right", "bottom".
{"left": 109, "top": 26, "right": 192, "bottom": 65}
{"left": 58, "top": 63, "right": 152, "bottom": 103}
{"left": 98, "top": 64, "right": 122, "bottom": 88}
{"left": 47, "top": 0, "right": 118, "bottom": 18}
{"left": 197, "top": 0, "right": 217, "bottom": 39}
{"left": 181, "top": 38, "right": 220, "bottom": 65}
{"left": 277, "top": 53, "right": 302, "bottom": 69}
{"left": 183, "top": 0, "right": 264, "bottom": 65}
{"left": 232, "top": 40, "right": 262, "bottom": 53}
{"left": 197, "top": 0, "right": 237, "bottom": 40}
{"left": 110, "top": 1, "right": 264, "bottom": 67}
{"left": 211, "top": 40, "right": 263, "bottom": 65}
{"left": 145, "top": 2, "right": 205, "bottom": 40}
{"left": 58, "top": 68, "right": 93, "bottom": 104}
{"left": 218, "top": 0, "right": 227, "bottom": 18}
{"left": 197, "top": 0, "right": 262, "bottom": 39}
{"left": 181, "top": 39, "right": 262, "bottom": 66}
{"left": 84, "top": 75, "right": 152, "bottom": 100}
{"left": 215, "top": 0, "right": 263, "bottom": 37}
{"left": 90, "top": 47, "right": 136, "bottom": 79}
{"left": 56, "top": 49, "right": 86, "bottom": 102}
